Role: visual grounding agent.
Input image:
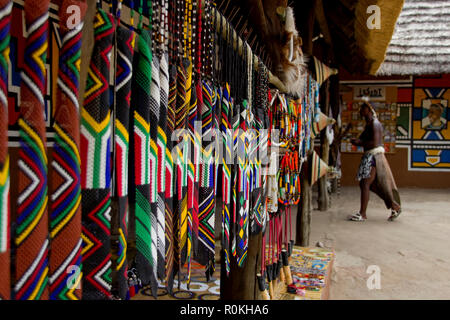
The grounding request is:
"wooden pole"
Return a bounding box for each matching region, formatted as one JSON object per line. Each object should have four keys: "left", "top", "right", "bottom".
{"left": 297, "top": 160, "right": 311, "bottom": 246}
{"left": 221, "top": 232, "right": 262, "bottom": 300}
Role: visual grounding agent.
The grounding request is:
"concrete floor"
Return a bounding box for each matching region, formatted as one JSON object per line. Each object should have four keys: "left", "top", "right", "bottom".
{"left": 310, "top": 186, "right": 450, "bottom": 300}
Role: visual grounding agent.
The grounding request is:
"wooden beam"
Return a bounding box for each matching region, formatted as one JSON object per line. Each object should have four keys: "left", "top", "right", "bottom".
{"left": 314, "top": 0, "right": 333, "bottom": 49}
{"left": 294, "top": 0, "right": 318, "bottom": 55}
{"left": 336, "top": 0, "right": 357, "bottom": 12}
{"left": 213, "top": 7, "right": 287, "bottom": 92}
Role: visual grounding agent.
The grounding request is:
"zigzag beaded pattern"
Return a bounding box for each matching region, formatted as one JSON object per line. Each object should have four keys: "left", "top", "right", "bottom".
{"left": 80, "top": 8, "right": 114, "bottom": 300}
{"left": 173, "top": 58, "right": 189, "bottom": 278}
{"left": 250, "top": 103, "right": 265, "bottom": 234}
{"left": 196, "top": 81, "right": 215, "bottom": 266}
{"left": 236, "top": 101, "right": 249, "bottom": 267}
{"left": 221, "top": 84, "right": 232, "bottom": 275}
{"left": 113, "top": 26, "right": 134, "bottom": 300}
{"left": 185, "top": 78, "right": 200, "bottom": 283}
{"left": 164, "top": 64, "right": 177, "bottom": 291}
{"left": 15, "top": 0, "right": 50, "bottom": 300}
{"left": 178, "top": 59, "right": 192, "bottom": 267}
{"left": 231, "top": 100, "right": 241, "bottom": 261}
{"left": 49, "top": 0, "right": 86, "bottom": 300}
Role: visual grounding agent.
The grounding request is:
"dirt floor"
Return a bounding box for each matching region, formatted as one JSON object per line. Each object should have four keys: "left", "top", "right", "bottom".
{"left": 309, "top": 186, "right": 450, "bottom": 300}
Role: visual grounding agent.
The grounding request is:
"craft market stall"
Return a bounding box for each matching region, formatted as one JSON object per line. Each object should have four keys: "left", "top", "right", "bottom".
{"left": 0, "top": 0, "right": 405, "bottom": 301}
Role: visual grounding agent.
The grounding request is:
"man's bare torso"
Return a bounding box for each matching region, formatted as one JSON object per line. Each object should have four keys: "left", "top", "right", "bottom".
{"left": 359, "top": 119, "right": 383, "bottom": 151}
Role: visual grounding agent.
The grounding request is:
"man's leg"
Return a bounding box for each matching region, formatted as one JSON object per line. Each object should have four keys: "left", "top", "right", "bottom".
{"left": 359, "top": 166, "right": 376, "bottom": 219}
{"left": 370, "top": 182, "right": 401, "bottom": 212}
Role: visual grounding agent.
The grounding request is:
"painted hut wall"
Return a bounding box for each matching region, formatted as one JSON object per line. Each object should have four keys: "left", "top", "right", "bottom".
{"left": 340, "top": 74, "right": 450, "bottom": 188}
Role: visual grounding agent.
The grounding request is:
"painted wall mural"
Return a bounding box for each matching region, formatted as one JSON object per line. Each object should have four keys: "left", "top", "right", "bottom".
{"left": 341, "top": 74, "right": 450, "bottom": 172}
{"left": 395, "top": 75, "right": 450, "bottom": 171}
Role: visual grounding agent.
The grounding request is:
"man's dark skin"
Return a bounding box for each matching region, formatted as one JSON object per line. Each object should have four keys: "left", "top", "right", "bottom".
{"left": 350, "top": 104, "right": 401, "bottom": 219}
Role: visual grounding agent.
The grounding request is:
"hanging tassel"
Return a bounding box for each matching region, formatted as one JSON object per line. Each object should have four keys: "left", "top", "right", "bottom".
{"left": 156, "top": 0, "right": 169, "bottom": 284}
{"left": 164, "top": 60, "right": 177, "bottom": 296}
{"left": 111, "top": 6, "right": 135, "bottom": 299}
{"left": 196, "top": 81, "right": 216, "bottom": 269}
{"left": 173, "top": 56, "right": 189, "bottom": 285}
{"left": 221, "top": 83, "right": 232, "bottom": 276}
{"left": 148, "top": 32, "right": 161, "bottom": 289}
{"left": 129, "top": 23, "right": 154, "bottom": 295}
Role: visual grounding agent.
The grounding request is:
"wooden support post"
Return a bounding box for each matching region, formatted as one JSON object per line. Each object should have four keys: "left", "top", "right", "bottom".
{"left": 220, "top": 232, "right": 262, "bottom": 300}
{"left": 296, "top": 160, "right": 311, "bottom": 247}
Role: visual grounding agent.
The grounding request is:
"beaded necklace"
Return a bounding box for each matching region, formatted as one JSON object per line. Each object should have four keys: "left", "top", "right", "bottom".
{"left": 176, "top": 0, "right": 184, "bottom": 59}
{"left": 137, "top": 0, "right": 143, "bottom": 30}
{"left": 202, "top": 0, "right": 214, "bottom": 80}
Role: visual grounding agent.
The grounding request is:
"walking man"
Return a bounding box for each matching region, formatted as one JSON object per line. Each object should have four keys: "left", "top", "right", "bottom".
{"left": 349, "top": 102, "right": 402, "bottom": 221}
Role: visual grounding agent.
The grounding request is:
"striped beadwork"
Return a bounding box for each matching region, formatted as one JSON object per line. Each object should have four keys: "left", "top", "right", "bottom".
{"left": 15, "top": 0, "right": 50, "bottom": 300}
{"left": 49, "top": 0, "right": 86, "bottom": 300}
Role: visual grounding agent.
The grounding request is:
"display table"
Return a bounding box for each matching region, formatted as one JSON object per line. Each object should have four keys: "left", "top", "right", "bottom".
{"left": 276, "top": 246, "right": 334, "bottom": 300}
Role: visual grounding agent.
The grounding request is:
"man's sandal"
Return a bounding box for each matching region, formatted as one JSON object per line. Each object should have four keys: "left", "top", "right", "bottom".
{"left": 348, "top": 212, "right": 367, "bottom": 222}
{"left": 388, "top": 209, "right": 401, "bottom": 221}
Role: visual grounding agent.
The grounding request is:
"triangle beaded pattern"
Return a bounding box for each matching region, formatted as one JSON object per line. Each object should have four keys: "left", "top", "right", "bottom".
{"left": 80, "top": 8, "right": 114, "bottom": 300}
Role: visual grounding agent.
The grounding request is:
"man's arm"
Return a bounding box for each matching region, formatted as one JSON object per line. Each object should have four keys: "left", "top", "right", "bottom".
{"left": 350, "top": 138, "right": 362, "bottom": 146}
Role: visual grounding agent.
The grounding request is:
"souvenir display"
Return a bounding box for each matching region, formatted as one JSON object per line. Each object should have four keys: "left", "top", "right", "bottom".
{"left": 0, "top": 0, "right": 327, "bottom": 300}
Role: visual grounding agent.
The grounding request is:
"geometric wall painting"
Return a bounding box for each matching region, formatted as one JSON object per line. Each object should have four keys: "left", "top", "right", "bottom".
{"left": 411, "top": 149, "right": 450, "bottom": 169}
{"left": 410, "top": 78, "right": 450, "bottom": 171}
{"left": 396, "top": 103, "right": 411, "bottom": 139}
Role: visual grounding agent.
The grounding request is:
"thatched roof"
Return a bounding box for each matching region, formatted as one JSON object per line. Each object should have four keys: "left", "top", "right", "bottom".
{"left": 377, "top": 0, "right": 450, "bottom": 75}
{"left": 320, "top": 0, "right": 405, "bottom": 75}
